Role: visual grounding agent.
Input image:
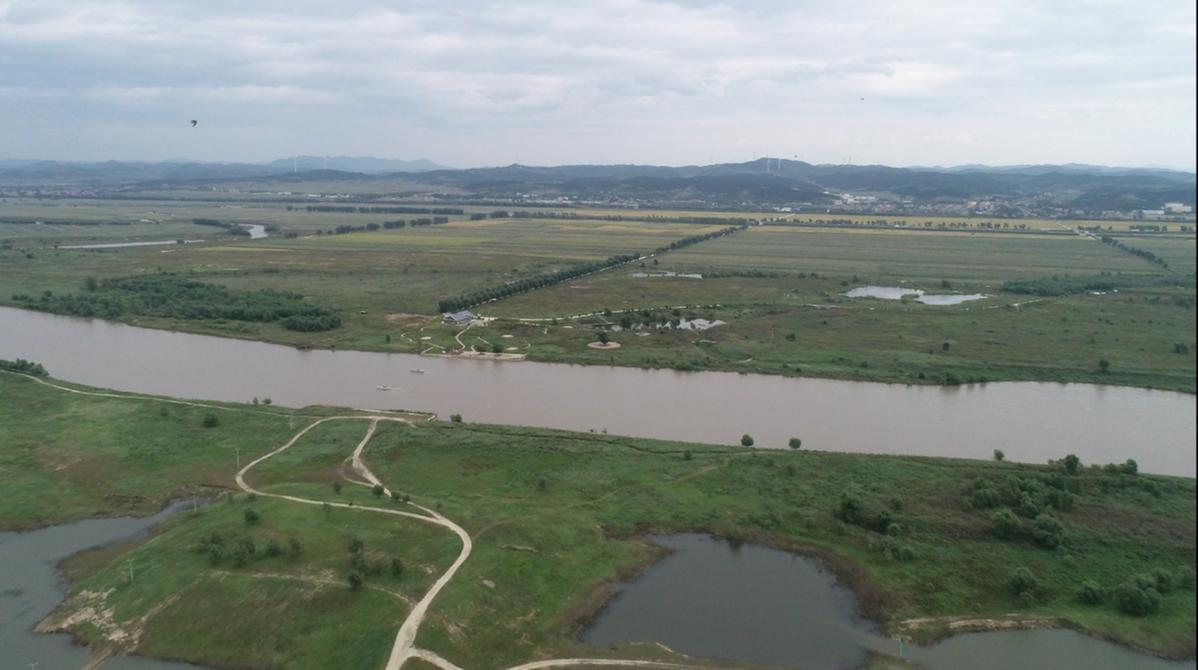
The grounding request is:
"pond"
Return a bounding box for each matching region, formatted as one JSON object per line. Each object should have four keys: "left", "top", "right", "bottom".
{"left": 582, "top": 534, "right": 878, "bottom": 668}
{"left": 0, "top": 502, "right": 208, "bottom": 670}
{"left": 846, "top": 285, "right": 987, "bottom": 305}
{"left": 581, "top": 534, "right": 1196, "bottom": 670}
{"left": 0, "top": 306, "right": 1194, "bottom": 476}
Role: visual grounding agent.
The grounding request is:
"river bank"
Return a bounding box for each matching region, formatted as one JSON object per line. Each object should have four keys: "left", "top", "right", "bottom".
{"left": 2, "top": 306, "right": 1194, "bottom": 476}
{"left": 2, "top": 371, "right": 1194, "bottom": 668}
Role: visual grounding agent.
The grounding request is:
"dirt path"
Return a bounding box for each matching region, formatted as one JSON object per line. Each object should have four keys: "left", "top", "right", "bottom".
{"left": 10, "top": 370, "right": 716, "bottom": 670}
{"left": 234, "top": 415, "right": 473, "bottom": 670}
{"left": 236, "top": 415, "right": 719, "bottom": 670}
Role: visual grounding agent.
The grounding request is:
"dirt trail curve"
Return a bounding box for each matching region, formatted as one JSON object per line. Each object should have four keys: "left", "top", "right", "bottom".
{"left": 1, "top": 371, "right": 721, "bottom": 670}
{"left": 237, "top": 416, "right": 725, "bottom": 670}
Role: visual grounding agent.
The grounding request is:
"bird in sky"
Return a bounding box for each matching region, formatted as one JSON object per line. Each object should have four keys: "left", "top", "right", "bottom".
{"left": 190, "top": 120, "right": 198, "bottom": 127}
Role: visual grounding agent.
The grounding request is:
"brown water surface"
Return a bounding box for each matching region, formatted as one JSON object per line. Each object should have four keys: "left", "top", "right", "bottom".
{"left": 1, "top": 306, "right": 1193, "bottom": 476}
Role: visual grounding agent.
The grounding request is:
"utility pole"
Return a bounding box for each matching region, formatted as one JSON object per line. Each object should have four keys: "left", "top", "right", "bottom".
{"left": 125, "top": 559, "right": 134, "bottom": 584}
{"left": 236, "top": 447, "right": 241, "bottom": 470}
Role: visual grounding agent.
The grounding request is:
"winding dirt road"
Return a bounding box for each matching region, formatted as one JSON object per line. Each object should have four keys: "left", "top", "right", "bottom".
{"left": 4, "top": 370, "right": 718, "bottom": 670}
{"left": 238, "top": 416, "right": 719, "bottom": 670}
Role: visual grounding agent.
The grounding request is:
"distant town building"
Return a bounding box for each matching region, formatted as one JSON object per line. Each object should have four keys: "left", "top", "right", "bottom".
{"left": 442, "top": 310, "right": 476, "bottom": 325}
{"left": 1164, "top": 202, "right": 1193, "bottom": 214}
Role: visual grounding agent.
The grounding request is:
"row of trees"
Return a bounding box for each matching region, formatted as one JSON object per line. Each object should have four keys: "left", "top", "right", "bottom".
{"left": 653, "top": 225, "right": 744, "bottom": 254}
{"left": 770, "top": 218, "right": 1034, "bottom": 231}
{"left": 437, "top": 252, "right": 641, "bottom": 313}
{"left": 0, "top": 358, "right": 48, "bottom": 376}
{"left": 13, "top": 274, "right": 341, "bottom": 332}
{"left": 468, "top": 210, "right": 513, "bottom": 220}
{"left": 191, "top": 527, "right": 302, "bottom": 568}
{"left": 313, "top": 216, "right": 450, "bottom": 236}
{"left": 300, "top": 205, "right": 463, "bottom": 215}
{"left": 1099, "top": 235, "right": 1170, "bottom": 269}
{"left": 436, "top": 226, "right": 744, "bottom": 313}
{"left": 476, "top": 210, "right": 757, "bottom": 226}
{"left": 346, "top": 536, "right": 404, "bottom": 590}
{"left": 1013, "top": 564, "right": 1196, "bottom": 615}
{"left": 191, "top": 218, "right": 250, "bottom": 236}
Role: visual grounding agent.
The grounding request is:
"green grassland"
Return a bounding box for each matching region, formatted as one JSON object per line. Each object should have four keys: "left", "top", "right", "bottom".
{"left": 1113, "top": 236, "right": 1198, "bottom": 274}
{"left": 0, "top": 373, "right": 306, "bottom": 528}
{"left": 49, "top": 495, "right": 458, "bottom": 670}
{"left": 665, "top": 226, "right": 1163, "bottom": 281}
{"left": 1, "top": 200, "right": 1194, "bottom": 391}
{"left": 2, "top": 373, "right": 1190, "bottom": 668}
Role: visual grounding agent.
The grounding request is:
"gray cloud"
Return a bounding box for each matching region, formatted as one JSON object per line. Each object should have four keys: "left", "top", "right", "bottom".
{"left": 0, "top": 0, "right": 1193, "bottom": 169}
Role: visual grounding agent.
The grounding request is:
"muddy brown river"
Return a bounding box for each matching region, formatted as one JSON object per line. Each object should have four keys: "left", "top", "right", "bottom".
{"left": 0, "top": 306, "right": 1194, "bottom": 476}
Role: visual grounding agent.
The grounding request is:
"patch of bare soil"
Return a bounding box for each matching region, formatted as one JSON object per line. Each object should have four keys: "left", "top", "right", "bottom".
{"left": 587, "top": 341, "right": 621, "bottom": 350}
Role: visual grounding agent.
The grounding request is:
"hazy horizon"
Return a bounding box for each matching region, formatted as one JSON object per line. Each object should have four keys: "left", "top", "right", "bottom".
{"left": 2, "top": 1, "right": 1195, "bottom": 171}
{"left": 1, "top": 155, "right": 1195, "bottom": 175}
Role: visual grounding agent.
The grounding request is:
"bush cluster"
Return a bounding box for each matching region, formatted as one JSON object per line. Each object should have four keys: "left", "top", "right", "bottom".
{"left": 15, "top": 274, "right": 341, "bottom": 332}
{"left": 0, "top": 358, "right": 48, "bottom": 376}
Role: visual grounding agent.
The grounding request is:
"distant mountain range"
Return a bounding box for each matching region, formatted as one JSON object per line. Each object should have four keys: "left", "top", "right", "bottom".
{"left": 0, "top": 156, "right": 449, "bottom": 184}
{"left": 0, "top": 157, "right": 1193, "bottom": 212}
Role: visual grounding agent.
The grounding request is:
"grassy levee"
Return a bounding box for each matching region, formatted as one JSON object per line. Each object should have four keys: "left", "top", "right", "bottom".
{"left": 48, "top": 496, "right": 458, "bottom": 670}
{"left": 362, "top": 423, "right": 1196, "bottom": 666}
{"left": 0, "top": 372, "right": 313, "bottom": 529}
{"left": 14, "top": 371, "right": 1192, "bottom": 668}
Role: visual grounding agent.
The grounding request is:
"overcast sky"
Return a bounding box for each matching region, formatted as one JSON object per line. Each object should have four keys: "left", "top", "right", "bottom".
{"left": 1, "top": 0, "right": 1194, "bottom": 169}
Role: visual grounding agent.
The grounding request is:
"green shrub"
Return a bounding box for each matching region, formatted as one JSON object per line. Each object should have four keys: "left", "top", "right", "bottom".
{"left": 1031, "top": 514, "right": 1064, "bottom": 549}
{"left": 202, "top": 413, "right": 220, "bottom": 428}
{"left": 1063, "top": 454, "right": 1081, "bottom": 475}
{"left": 0, "top": 358, "right": 48, "bottom": 376}
{"left": 969, "top": 487, "right": 1001, "bottom": 509}
{"left": 1078, "top": 581, "right": 1105, "bottom": 605}
{"left": 1046, "top": 489, "right": 1074, "bottom": 512}
{"left": 1175, "top": 565, "right": 1196, "bottom": 590}
{"left": 741, "top": 434, "right": 755, "bottom": 447}
{"left": 1113, "top": 581, "right": 1161, "bottom": 616}
{"left": 836, "top": 491, "right": 893, "bottom": 533}
{"left": 1010, "top": 567, "right": 1039, "bottom": 597}
{"left": 991, "top": 508, "right": 1022, "bottom": 539}
{"left": 1151, "top": 568, "right": 1176, "bottom": 594}
{"left": 1019, "top": 494, "right": 1041, "bottom": 518}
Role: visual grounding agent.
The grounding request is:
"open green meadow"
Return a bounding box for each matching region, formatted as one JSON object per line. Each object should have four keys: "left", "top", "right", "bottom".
{"left": 4, "top": 373, "right": 1194, "bottom": 668}
{"left": 665, "top": 226, "right": 1161, "bottom": 281}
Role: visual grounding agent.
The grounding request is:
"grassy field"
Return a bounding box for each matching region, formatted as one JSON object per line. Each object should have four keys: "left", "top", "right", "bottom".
{"left": 665, "top": 226, "right": 1163, "bottom": 281}
{"left": 1, "top": 199, "right": 1194, "bottom": 391}
{"left": 1113, "top": 236, "right": 1198, "bottom": 274}
{"left": 5, "top": 373, "right": 1194, "bottom": 669}
{"left": 0, "top": 372, "right": 311, "bottom": 528}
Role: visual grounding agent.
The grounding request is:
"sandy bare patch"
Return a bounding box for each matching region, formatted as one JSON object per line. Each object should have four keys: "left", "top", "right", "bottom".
{"left": 587, "top": 341, "right": 621, "bottom": 350}
{"left": 385, "top": 313, "right": 433, "bottom": 324}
